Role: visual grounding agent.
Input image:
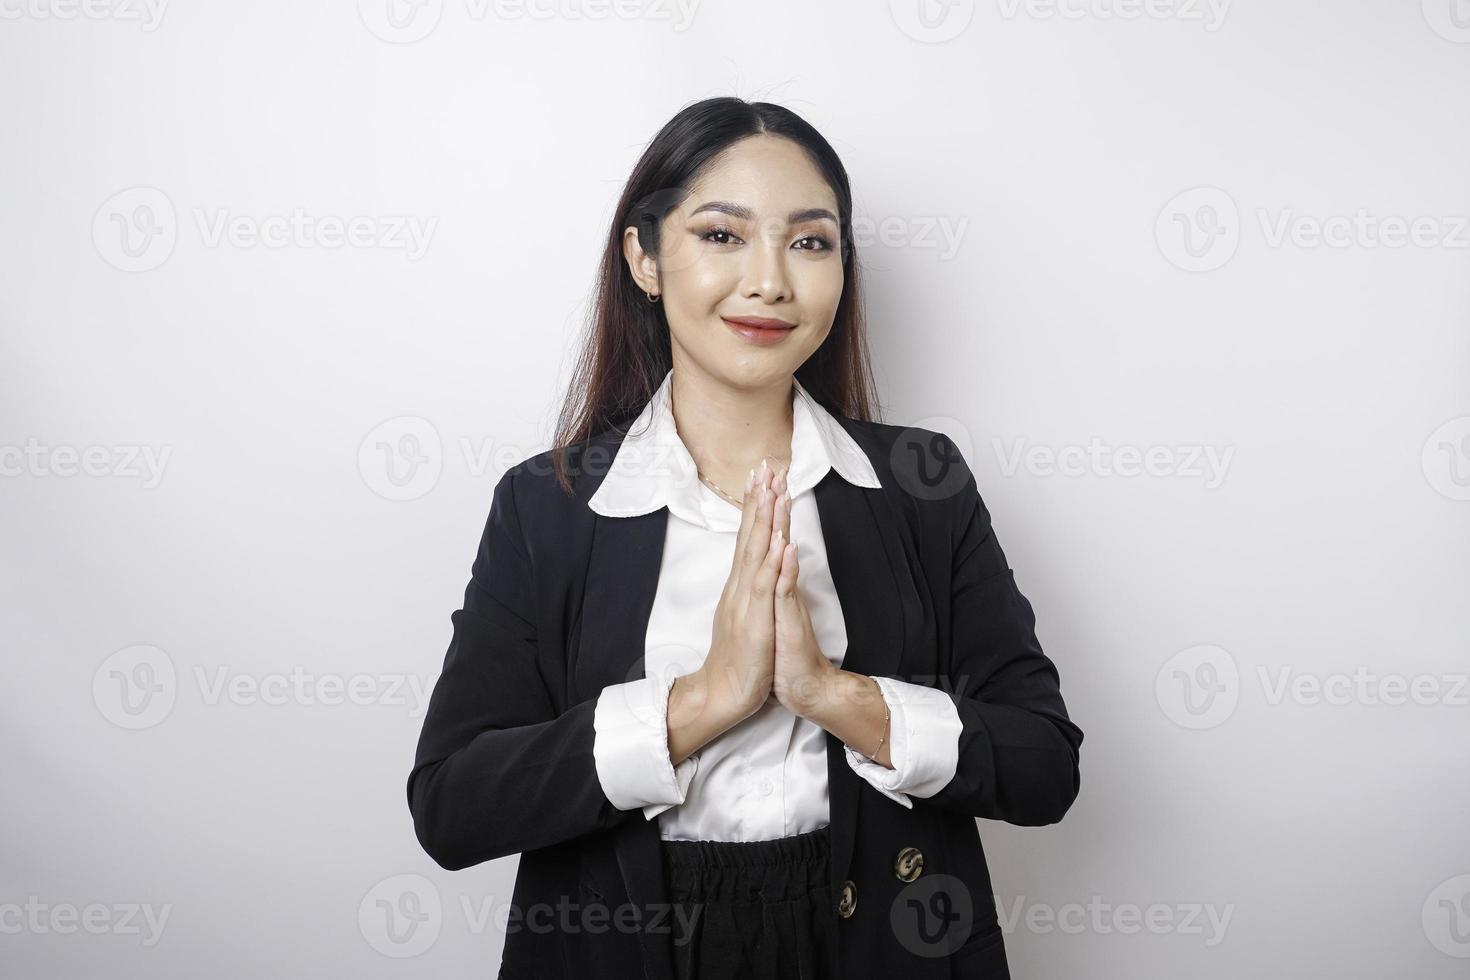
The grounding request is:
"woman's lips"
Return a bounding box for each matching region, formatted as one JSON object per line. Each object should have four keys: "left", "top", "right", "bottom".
{"left": 721, "top": 316, "right": 796, "bottom": 347}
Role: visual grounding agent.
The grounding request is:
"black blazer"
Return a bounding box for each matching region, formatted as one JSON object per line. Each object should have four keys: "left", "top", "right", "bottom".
{"left": 407, "top": 411, "right": 1084, "bottom": 980}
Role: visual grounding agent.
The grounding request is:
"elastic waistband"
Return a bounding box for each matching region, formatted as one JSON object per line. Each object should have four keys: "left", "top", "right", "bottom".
{"left": 660, "top": 825, "right": 830, "bottom": 870}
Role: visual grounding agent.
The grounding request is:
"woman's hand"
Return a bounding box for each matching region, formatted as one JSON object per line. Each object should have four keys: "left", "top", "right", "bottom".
{"left": 687, "top": 458, "right": 787, "bottom": 727}
{"left": 769, "top": 477, "right": 839, "bottom": 718}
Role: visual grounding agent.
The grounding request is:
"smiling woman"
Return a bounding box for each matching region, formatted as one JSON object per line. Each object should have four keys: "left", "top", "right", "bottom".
{"left": 407, "top": 96, "right": 1083, "bottom": 980}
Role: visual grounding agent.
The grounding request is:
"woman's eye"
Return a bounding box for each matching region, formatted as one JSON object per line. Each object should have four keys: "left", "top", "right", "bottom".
{"left": 699, "top": 227, "right": 835, "bottom": 252}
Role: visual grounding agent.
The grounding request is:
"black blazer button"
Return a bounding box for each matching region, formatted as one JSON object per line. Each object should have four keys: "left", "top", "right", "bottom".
{"left": 837, "top": 879, "right": 857, "bottom": 918}
{"left": 894, "top": 846, "right": 924, "bottom": 882}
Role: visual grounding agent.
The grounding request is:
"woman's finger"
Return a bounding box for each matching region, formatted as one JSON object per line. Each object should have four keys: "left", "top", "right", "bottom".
{"left": 738, "top": 461, "right": 776, "bottom": 588}
{"left": 749, "top": 490, "right": 787, "bottom": 602}
{"left": 728, "top": 462, "right": 762, "bottom": 589}
{"left": 774, "top": 468, "right": 791, "bottom": 555}
{"left": 775, "top": 539, "right": 798, "bottom": 601}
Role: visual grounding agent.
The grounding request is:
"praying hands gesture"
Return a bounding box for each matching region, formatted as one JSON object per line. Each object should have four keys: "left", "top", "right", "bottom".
{"left": 668, "top": 457, "right": 893, "bottom": 769}
{"left": 766, "top": 464, "right": 839, "bottom": 716}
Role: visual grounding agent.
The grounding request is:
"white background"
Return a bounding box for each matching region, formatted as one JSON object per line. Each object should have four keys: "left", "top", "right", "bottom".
{"left": 3, "top": 0, "right": 1468, "bottom": 976}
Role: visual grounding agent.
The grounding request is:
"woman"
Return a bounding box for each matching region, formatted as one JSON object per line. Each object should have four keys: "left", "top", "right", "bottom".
{"left": 407, "top": 97, "right": 1083, "bottom": 980}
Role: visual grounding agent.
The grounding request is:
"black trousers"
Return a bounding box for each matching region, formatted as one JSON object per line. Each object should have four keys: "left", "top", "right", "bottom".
{"left": 660, "top": 826, "right": 837, "bottom": 980}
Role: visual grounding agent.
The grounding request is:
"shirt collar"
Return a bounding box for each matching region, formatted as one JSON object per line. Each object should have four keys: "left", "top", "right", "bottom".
{"left": 586, "top": 368, "right": 882, "bottom": 531}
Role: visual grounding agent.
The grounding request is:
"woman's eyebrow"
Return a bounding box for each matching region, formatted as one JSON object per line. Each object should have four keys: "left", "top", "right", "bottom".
{"left": 690, "top": 201, "right": 838, "bottom": 225}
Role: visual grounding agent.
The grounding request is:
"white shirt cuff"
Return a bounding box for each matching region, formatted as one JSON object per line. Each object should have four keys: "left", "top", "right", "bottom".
{"left": 843, "top": 675, "right": 962, "bottom": 808}
{"left": 592, "top": 671, "right": 700, "bottom": 818}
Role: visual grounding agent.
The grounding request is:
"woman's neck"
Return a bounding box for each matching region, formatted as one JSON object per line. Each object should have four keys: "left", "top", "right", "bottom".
{"left": 667, "top": 363, "right": 795, "bottom": 494}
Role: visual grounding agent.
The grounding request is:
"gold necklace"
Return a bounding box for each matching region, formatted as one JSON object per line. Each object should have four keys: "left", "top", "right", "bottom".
{"left": 697, "top": 464, "right": 788, "bottom": 506}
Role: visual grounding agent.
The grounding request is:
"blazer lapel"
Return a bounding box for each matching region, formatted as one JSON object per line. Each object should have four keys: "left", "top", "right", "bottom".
{"left": 575, "top": 486, "right": 678, "bottom": 980}
{"left": 574, "top": 503, "right": 669, "bottom": 697}
{"left": 812, "top": 461, "right": 908, "bottom": 909}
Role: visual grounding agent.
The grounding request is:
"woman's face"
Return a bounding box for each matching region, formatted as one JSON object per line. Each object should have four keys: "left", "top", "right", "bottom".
{"left": 626, "top": 134, "right": 845, "bottom": 391}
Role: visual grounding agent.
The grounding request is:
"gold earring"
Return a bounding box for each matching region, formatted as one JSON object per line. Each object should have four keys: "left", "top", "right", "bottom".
{"left": 645, "top": 290, "right": 660, "bottom": 303}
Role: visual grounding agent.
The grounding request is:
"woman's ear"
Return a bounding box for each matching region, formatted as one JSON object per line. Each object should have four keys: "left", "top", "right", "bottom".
{"left": 621, "top": 225, "right": 659, "bottom": 295}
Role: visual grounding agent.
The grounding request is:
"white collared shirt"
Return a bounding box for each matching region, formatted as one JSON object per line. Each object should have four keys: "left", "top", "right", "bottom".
{"left": 588, "top": 369, "right": 962, "bottom": 842}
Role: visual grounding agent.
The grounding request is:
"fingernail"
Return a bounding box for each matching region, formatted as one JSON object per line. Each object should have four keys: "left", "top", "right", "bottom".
{"left": 746, "top": 467, "right": 756, "bottom": 491}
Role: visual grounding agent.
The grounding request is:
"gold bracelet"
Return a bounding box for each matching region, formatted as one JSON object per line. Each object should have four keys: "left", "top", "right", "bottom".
{"left": 864, "top": 676, "right": 890, "bottom": 762}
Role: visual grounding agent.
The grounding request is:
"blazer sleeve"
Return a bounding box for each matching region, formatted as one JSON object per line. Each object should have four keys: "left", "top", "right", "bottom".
{"left": 917, "top": 434, "right": 1084, "bottom": 826}
{"left": 406, "top": 467, "right": 636, "bottom": 870}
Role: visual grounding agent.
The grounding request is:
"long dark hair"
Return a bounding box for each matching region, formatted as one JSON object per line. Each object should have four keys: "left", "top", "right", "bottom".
{"left": 549, "top": 96, "right": 881, "bottom": 494}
